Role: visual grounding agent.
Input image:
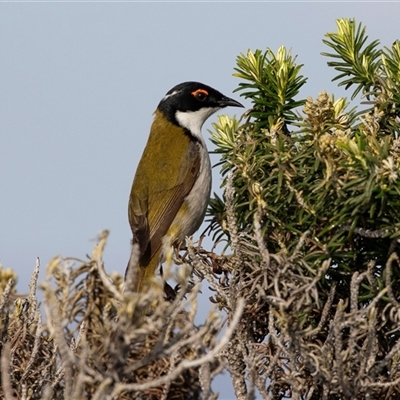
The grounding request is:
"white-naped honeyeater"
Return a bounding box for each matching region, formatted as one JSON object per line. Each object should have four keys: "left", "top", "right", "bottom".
{"left": 125, "top": 81, "right": 243, "bottom": 293}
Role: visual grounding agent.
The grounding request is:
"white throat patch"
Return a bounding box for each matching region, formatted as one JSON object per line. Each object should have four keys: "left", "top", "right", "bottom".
{"left": 175, "top": 107, "right": 220, "bottom": 141}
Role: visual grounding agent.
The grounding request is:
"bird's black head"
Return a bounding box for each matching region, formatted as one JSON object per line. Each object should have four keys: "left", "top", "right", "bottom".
{"left": 157, "top": 82, "right": 244, "bottom": 134}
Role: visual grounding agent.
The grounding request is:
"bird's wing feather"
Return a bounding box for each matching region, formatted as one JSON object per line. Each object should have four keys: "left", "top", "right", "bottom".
{"left": 128, "top": 135, "right": 201, "bottom": 265}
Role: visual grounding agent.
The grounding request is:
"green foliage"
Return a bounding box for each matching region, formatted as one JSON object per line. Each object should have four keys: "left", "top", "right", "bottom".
{"left": 322, "top": 18, "right": 400, "bottom": 136}
{"left": 208, "top": 18, "right": 400, "bottom": 304}
{"left": 233, "top": 47, "right": 307, "bottom": 131}
{"left": 322, "top": 18, "right": 381, "bottom": 99}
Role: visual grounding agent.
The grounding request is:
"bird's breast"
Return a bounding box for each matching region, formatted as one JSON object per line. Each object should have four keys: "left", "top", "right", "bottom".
{"left": 169, "top": 142, "right": 211, "bottom": 243}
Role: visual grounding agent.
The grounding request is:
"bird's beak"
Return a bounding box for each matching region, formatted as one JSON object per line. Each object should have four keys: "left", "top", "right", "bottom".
{"left": 218, "top": 96, "right": 244, "bottom": 108}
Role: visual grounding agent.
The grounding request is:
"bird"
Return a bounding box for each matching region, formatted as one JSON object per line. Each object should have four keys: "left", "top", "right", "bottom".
{"left": 125, "top": 81, "right": 244, "bottom": 293}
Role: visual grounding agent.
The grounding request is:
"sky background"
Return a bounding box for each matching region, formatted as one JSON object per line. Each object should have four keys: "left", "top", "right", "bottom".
{"left": 0, "top": 2, "right": 398, "bottom": 398}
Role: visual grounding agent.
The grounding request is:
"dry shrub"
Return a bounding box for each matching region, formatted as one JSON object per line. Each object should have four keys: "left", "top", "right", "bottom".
{"left": 0, "top": 231, "right": 243, "bottom": 400}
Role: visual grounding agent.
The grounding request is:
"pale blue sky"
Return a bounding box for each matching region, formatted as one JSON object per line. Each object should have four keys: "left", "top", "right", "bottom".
{"left": 0, "top": 2, "right": 398, "bottom": 398}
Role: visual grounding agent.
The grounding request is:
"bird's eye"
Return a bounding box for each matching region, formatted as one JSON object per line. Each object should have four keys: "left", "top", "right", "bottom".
{"left": 191, "top": 89, "right": 208, "bottom": 101}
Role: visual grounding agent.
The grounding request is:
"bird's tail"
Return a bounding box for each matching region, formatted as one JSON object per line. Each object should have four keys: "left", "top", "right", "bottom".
{"left": 124, "top": 246, "right": 162, "bottom": 293}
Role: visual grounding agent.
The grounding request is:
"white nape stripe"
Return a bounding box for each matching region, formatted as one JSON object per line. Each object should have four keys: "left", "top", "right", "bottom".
{"left": 175, "top": 107, "right": 220, "bottom": 141}
{"left": 162, "top": 90, "right": 180, "bottom": 101}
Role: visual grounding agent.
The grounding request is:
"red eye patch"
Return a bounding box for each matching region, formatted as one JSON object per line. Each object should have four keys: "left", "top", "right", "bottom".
{"left": 191, "top": 89, "right": 209, "bottom": 97}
